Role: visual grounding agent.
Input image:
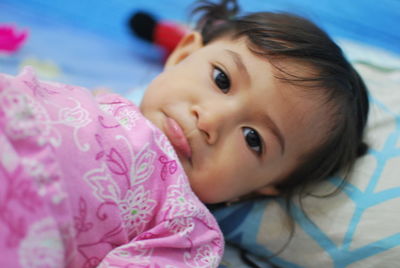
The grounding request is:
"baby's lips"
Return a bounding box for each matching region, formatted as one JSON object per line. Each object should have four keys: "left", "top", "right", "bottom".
{"left": 165, "top": 117, "right": 192, "bottom": 159}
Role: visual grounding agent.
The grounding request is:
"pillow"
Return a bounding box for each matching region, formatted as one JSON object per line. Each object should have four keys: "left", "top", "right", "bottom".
{"left": 212, "top": 42, "right": 400, "bottom": 268}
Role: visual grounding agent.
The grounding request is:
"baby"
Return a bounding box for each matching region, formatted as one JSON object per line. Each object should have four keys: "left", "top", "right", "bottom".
{"left": 0, "top": 0, "right": 369, "bottom": 267}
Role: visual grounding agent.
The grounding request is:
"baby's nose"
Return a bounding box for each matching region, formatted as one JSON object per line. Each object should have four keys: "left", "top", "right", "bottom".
{"left": 191, "top": 104, "right": 225, "bottom": 145}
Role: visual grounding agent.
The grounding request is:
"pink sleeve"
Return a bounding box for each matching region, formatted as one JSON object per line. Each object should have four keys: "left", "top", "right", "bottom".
{"left": 98, "top": 216, "right": 223, "bottom": 267}
{"left": 94, "top": 93, "right": 224, "bottom": 268}
{"left": 0, "top": 67, "right": 224, "bottom": 268}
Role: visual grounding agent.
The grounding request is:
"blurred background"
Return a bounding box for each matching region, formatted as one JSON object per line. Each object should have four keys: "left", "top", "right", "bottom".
{"left": 1, "top": 0, "right": 399, "bottom": 100}
{"left": 1, "top": 1, "right": 399, "bottom": 267}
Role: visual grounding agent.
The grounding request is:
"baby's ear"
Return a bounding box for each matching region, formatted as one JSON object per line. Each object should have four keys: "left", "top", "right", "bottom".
{"left": 255, "top": 185, "right": 280, "bottom": 196}
{"left": 165, "top": 32, "right": 203, "bottom": 68}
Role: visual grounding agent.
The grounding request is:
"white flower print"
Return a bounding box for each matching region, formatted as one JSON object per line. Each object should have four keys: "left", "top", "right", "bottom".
{"left": 163, "top": 175, "right": 198, "bottom": 218}
{"left": 85, "top": 164, "right": 157, "bottom": 237}
{"left": 0, "top": 87, "right": 61, "bottom": 147}
{"left": 58, "top": 98, "right": 91, "bottom": 128}
{"left": 130, "top": 143, "right": 156, "bottom": 187}
{"left": 118, "top": 186, "right": 156, "bottom": 237}
{"left": 84, "top": 164, "right": 121, "bottom": 203}
{"left": 21, "top": 158, "right": 66, "bottom": 204}
{"left": 184, "top": 245, "right": 220, "bottom": 268}
{"left": 115, "top": 108, "right": 140, "bottom": 130}
{"left": 99, "top": 103, "right": 114, "bottom": 115}
{"left": 22, "top": 158, "right": 50, "bottom": 183}
{"left": 165, "top": 217, "right": 195, "bottom": 237}
{"left": 58, "top": 97, "right": 92, "bottom": 151}
{"left": 97, "top": 261, "right": 111, "bottom": 268}
{"left": 19, "top": 218, "right": 65, "bottom": 268}
{"left": 0, "top": 132, "right": 19, "bottom": 175}
{"left": 98, "top": 99, "right": 140, "bottom": 130}
{"left": 109, "top": 241, "right": 154, "bottom": 265}
{"left": 114, "top": 136, "right": 157, "bottom": 187}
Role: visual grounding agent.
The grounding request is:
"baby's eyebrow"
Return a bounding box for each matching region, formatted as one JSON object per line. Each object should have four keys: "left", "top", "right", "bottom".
{"left": 261, "top": 113, "right": 286, "bottom": 155}
{"left": 225, "top": 49, "right": 250, "bottom": 83}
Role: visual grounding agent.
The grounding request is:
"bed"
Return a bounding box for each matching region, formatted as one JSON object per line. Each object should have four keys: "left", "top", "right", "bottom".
{"left": 1, "top": 0, "right": 399, "bottom": 267}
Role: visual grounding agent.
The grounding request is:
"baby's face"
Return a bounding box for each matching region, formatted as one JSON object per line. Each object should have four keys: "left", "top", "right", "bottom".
{"left": 141, "top": 33, "right": 328, "bottom": 203}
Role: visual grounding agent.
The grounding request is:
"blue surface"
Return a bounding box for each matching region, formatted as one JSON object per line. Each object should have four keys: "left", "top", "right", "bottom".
{"left": 2, "top": 0, "right": 399, "bottom": 54}
{"left": 1, "top": 0, "right": 399, "bottom": 93}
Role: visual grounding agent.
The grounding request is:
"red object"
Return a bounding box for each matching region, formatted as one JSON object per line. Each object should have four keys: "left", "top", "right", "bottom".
{"left": 0, "top": 24, "right": 29, "bottom": 54}
{"left": 153, "top": 22, "right": 187, "bottom": 57}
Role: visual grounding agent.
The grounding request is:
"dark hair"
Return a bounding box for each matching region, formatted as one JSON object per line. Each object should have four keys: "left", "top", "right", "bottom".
{"left": 192, "top": 1, "right": 369, "bottom": 203}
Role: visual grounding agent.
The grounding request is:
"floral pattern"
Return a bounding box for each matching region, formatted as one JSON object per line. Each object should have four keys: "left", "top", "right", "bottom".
{"left": 106, "top": 241, "right": 154, "bottom": 266}
{"left": 165, "top": 217, "right": 195, "bottom": 237}
{"left": 84, "top": 164, "right": 121, "bottom": 203}
{"left": 130, "top": 143, "right": 157, "bottom": 187}
{"left": 163, "top": 175, "right": 198, "bottom": 219}
{"left": 18, "top": 218, "right": 65, "bottom": 268}
{"left": 0, "top": 84, "right": 61, "bottom": 147}
{"left": 184, "top": 245, "right": 220, "bottom": 268}
{"left": 58, "top": 97, "right": 92, "bottom": 151}
{"left": 0, "top": 68, "right": 223, "bottom": 268}
{"left": 0, "top": 131, "right": 19, "bottom": 175}
{"left": 118, "top": 186, "right": 157, "bottom": 237}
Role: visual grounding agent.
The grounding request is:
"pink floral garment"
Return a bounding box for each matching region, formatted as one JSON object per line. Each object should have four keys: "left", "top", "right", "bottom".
{"left": 0, "top": 67, "right": 224, "bottom": 268}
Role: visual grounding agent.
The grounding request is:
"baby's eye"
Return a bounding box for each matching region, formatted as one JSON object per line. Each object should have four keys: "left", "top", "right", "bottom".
{"left": 212, "top": 67, "right": 230, "bottom": 93}
{"left": 242, "top": 127, "right": 263, "bottom": 155}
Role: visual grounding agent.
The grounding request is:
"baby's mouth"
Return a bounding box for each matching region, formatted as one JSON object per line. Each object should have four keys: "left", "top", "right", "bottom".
{"left": 164, "top": 117, "right": 192, "bottom": 159}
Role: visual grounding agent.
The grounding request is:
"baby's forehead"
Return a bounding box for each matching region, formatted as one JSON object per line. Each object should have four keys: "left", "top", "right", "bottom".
{"left": 278, "top": 83, "right": 332, "bottom": 156}
{"left": 260, "top": 63, "right": 330, "bottom": 151}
